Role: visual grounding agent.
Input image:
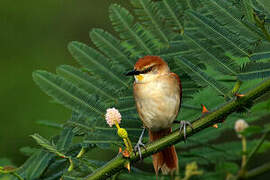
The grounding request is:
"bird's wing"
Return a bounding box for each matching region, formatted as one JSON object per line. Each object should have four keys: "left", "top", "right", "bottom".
{"left": 170, "top": 73, "right": 182, "bottom": 112}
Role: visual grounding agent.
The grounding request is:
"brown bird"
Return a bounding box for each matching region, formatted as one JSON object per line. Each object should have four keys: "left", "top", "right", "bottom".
{"left": 126, "top": 56, "right": 191, "bottom": 175}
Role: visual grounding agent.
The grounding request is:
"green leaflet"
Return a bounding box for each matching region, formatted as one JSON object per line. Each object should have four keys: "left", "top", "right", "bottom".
{"left": 13, "top": 151, "right": 53, "bottom": 180}
{"left": 33, "top": 70, "right": 105, "bottom": 116}
{"left": 19, "top": 147, "right": 39, "bottom": 157}
{"left": 256, "top": 0, "right": 270, "bottom": 13}
{"left": 68, "top": 41, "right": 129, "bottom": 88}
{"left": 57, "top": 127, "right": 74, "bottom": 153}
{"left": 250, "top": 51, "right": 270, "bottom": 61}
{"left": 238, "top": 62, "right": 270, "bottom": 80}
{"left": 109, "top": 4, "right": 134, "bottom": 35}
{"left": 183, "top": 32, "right": 238, "bottom": 76}
{"left": 31, "top": 133, "right": 65, "bottom": 157}
{"left": 36, "top": 120, "right": 63, "bottom": 129}
{"left": 186, "top": 10, "right": 250, "bottom": 58}
{"left": 109, "top": 4, "right": 162, "bottom": 56}
{"left": 157, "top": 0, "right": 184, "bottom": 32}
{"left": 175, "top": 57, "right": 229, "bottom": 97}
{"left": 131, "top": 0, "right": 173, "bottom": 46}
{"left": 90, "top": 28, "right": 134, "bottom": 68}
{"left": 202, "top": 0, "right": 265, "bottom": 40}
{"left": 240, "top": 0, "right": 255, "bottom": 23}
{"left": 56, "top": 65, "right": 117, "bottom": 101}
{"left": 180, "top": 139, "right": 270, "bottom": 166}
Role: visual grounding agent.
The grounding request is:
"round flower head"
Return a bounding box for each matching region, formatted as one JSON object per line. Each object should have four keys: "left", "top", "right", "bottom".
{"left": 105, "top": 108, "right": 121, "bottom": 127}
{"left": 235, "top": 119, "right": 249, "bottom": 138}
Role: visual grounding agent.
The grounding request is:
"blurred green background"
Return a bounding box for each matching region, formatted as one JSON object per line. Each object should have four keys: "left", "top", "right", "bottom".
{"left": 0, "top": 0, "right": 128, "bottom": 165}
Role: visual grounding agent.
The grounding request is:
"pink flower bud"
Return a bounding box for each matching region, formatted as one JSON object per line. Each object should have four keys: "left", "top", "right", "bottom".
{"left": 105, "top": 108, "right": 121, "bottom": 127}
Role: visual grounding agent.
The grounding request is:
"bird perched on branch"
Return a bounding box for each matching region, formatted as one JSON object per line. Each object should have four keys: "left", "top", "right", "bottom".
{"left": 126, "top": 56, "right": 191, "bottom": 175}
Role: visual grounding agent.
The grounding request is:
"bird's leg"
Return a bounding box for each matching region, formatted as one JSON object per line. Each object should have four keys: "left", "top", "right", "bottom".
{"left": 134, "top": 127, "right": 146, "bottom": 159}
{"left": 174, "top": 120, "right": 193, "bottom": 141}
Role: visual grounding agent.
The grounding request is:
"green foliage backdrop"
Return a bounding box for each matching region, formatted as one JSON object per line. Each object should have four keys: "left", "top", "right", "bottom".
{"left": 0, "top": 0, "right": 123, "bottom": 165}
{"left": 1, "top": 0, "right": 270, "bottom": 179}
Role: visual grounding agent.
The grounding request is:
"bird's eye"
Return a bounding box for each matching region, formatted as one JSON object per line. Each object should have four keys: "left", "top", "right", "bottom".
{"left": 141, "top": 66, "right": 153, "bottom": 74}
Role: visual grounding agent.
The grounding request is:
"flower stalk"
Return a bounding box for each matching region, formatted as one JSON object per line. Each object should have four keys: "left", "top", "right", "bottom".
{"left": 241, "top": 136, "right": 247, "bottom": 172}
{"left": 105, "top": 108, "right": 133, "bottom": 154}
{"left": 234, "top": 119, "right": 249, "bottom": 176}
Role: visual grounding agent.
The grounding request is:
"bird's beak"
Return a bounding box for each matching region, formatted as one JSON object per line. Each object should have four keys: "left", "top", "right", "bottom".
{"left": 125, "top": 70, "right": 140, "bottom": 76}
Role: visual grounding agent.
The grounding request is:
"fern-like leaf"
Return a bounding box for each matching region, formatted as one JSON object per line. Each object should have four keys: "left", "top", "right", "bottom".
{"left": 68, "top": 41, "right": 128, "bottom": 88}
{"left": 109, "top": 4, "right": 162, "bottom": 56}
{"left": 157, "top": 0, "right": 184, "bottom": 33}
{"left": 186, "top": 10, "right": 251, "bottom": 57}
{"left": 90, "top": 28, "right": 134, "bottom": 68}
{"left": 255, "top": 0, "right": 270, "bottom": 16}
{"left": 14, "top": 151, "right": 53, "bottom": 180}
{"left": 33, "top": 70, "right": 105, "bottom": 116}
{"left": 56, "top": 65, "right": 117, "bottom": 101}
{"left": 240, "top": 0, "right": 255, "bottom": 23}
{"left": 56, "top": 127, "right": 74, "bottom": 153}
{"left": 31, "top": 133, "right": 65, "bottom": 157}
{"left": 176, "top": 57, "right": 229, "bottom": 97}
{"left": 238, "top": 62, "right": 270, "bottom": 80}
{"left": 183, "top": 32, "right": 238, "bottom": 76}
{"left": 131, "top": 0, "right": 173, "bottom": 45}
{"left": 201, "top": 0, "right": 265, "bottom": 40}
{"left": 250, "top": 51, "right": 270, "bottom": 61}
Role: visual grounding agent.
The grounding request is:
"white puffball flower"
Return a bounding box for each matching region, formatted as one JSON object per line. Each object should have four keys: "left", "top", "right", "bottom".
{"left": 234, "top": 119, "right": 249, "bottom": 138}
{"left": 105, "top": 108, "right": 122, "bottom": 127}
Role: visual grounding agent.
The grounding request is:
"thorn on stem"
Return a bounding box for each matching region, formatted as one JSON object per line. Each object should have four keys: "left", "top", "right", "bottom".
{"left": 124, "top": 162, "right": 131, "bottom": 172}
{"left": 201, "top": 104, "right": 209, "bottom": 114}
{"left": 235, "top": 93, "right": 245, "bottom": 98}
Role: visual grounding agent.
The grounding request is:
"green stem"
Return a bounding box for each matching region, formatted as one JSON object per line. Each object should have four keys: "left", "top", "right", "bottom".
{"left": 76, "top": 147, "right": 86, "bottom": 158}
{"left": 254, "top": 13, "right": 270, "bottom": 42}
{"left": 123, "top": 138, "right": 131, "bottom": 153}
{"left": 84, "top": 78, "right": 270, "bottom": 180}
{"left": 126, "top": 138, "right": 133, "bottom": 153}
{"left": 241, "top": 136, "right": 247, "bottom": 169}
{"left": 12, "top": 172, "right": 24, "bottom": 180}
{"left": 231, "top": 80, "right": 242, "bottom": 95}
{"left": 246, "top": 131, "right": 269, "bottom": 166}
{"left": 239, "top": 136, "right": 247, "bottom": 177}
{"left": 245, "top": 162, "right": 270, "bottom": 179}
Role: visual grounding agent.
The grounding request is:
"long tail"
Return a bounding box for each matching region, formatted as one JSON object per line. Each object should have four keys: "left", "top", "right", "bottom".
{"left": 149, "top": 128, "right": 178, "bottom": 175}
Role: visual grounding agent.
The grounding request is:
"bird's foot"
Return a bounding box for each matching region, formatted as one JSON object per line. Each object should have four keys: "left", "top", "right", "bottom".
{"left": 134, "top": 140, "right": 146, "bottom": 160}
{"left": 174, "top": 120, "right": 193, "bottom": 142}
{"left": 134, "top": 127, "right": 146, "bottom": 159}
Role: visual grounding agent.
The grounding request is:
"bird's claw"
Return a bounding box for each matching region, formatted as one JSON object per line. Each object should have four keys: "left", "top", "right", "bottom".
{"left": 179, "top": 120, "right": 193, "bottom": 142}
{"left": 134, "top": 140, "right": 146, "bottom": 160}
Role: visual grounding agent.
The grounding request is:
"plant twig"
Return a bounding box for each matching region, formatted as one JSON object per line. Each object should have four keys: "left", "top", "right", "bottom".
{"left": 246, "top": 131, "right": 270, "bottom": 166}
{"left": 84, "top": 78, "right": 270, "bottom": 180}
{"left": 245, "top": 161, "right": 270, "bottom": 179}
{"left": 241, "top": 136, "right": 247, "bottom": 171}
{"left": 254, "top": 13, "right": 270, "bottom": 42}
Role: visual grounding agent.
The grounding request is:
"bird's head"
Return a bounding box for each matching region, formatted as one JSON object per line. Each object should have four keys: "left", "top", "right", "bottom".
{"left": 125, "top": 56, "right": 170, "bottom": 83}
